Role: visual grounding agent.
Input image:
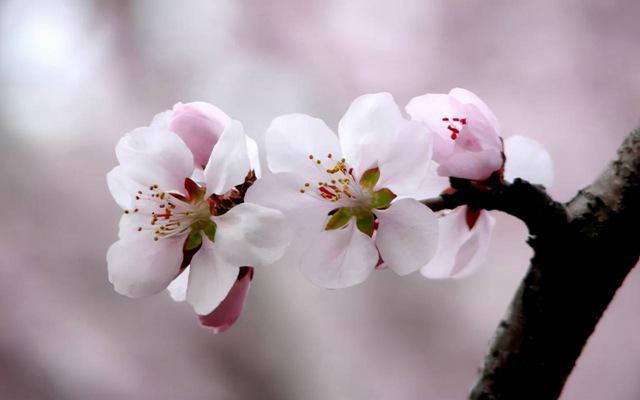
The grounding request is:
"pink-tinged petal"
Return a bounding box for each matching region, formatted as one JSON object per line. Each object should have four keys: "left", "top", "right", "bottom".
{"left": 503, "top": 135, "right": 554, "bottom": 187}
{"left": 245, "top": 172, "right": 336, "bottom": 221}
{"left": 407, "top": 89, "right": 503, "bottom": 181}
{"left": 401, "top": 161, "right": 450, "bottom": 200}
{"left": 106, "top": 234, "right": 184, "bottom": 298}
{"left": 450, "top": 88, "right": 500, "bottom": 134}
{"left": 437, "top": 148, "right": 503, "bottom": 181}
{"left": 186, "top": 239, "right": 239, "bottom": 315}
{"left": 406, "top": 93, "right": 462, "bottom": 158}
{"left": 199, "top": 267, "right": 253, "bottom": 333}
{"left": 170, "top": 102, "right": 231, "bottom": 168}
{"left": 167, "top": 266, "right": 189, "bottom": 302}
{"left": 375, "top": 198, "right": 439, "bottom": 275}
{"left": 421, "top": 206, "right": 495, "bottom": 279}
{"left": 204, "top": 120, "right": 251, "bottom": 196}
{"left": 265, "top": 114, "right": 342, "bottom": 178}
{"left": 107, "top": 166, "right": 142, "bottom": 210}
{"left": 302, "top": 222, "right": 379, "bottom": 289}
{"left": 213, "top": 203, "right": 291, "bottom": 268}
{"left": 338, "top": 92, "right": 404, "bottom": 177}
{"left": 115, "top": 126, "right": 194, "bottom": 192}
{"left": 377, "top": 120, "right": 433, "bottom": 196}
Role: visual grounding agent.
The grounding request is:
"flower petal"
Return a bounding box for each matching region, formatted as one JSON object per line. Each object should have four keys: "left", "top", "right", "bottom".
{"left": 107, "top": 166, "right": 143, "bottom": 210}
{"left": 400, "top": 161, "right": 450, "bottom": 200}
{"left": 245, "top": 171, "right": 335, "bottom": 221}
{"left": 338, "top": 92, "right": 404, "bottom": 176}
{"left": 406, "top": 93, "right": 461, "bottom": 158}
{"left": 503, "top": 135, "right": 554, "bottom": 187}
{"left": 167, "top": 266, "right": 189, "bottom": 302}
{"left": 186, "top": 239, "right": 239, "bottom": 315}
{"left": 302, "top": 222, "right": 379, "bottom": 289}
{"left": 170, "top": 102, "right": 231, "bottom": 168}
{"left": 246, "top": 136, "right": 262, "bottom": 178}
{"left": 198, "top": 267, "right": 253, "bottom": 333}
{"left": 421, "top": 206, "right": 495, "bottom": 279}
{"left": 107, "top": 234, "right": 184, "bottom": 297}
{"left": 376, "top": 120, "right": 433, "bottom": 196}
{"left": 265, "top": 113, "right": 342, "bottom": 178}
{"left": 436, "top": 148, "right": 503, "bottom": 181}
{"left": 450, "top": 88, "right": 500, "bottom": 134}
{"left": 204, "top": 120, "right": 251, "bottom": 196}
{"left": 375, "top": 198, "right": 439, "bottom": 275}
{"left": 213, "top": 203, "right": 291, "bottom": 267}
{"left": 115, "top": 126, "right": 194, "bottom": 192}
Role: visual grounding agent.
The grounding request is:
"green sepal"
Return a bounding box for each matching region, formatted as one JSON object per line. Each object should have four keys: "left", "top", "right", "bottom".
{"left": 356, "top": 212, "right": 375, "bottom": 237}
{"left": 325, "top": 207, "right": 353, "bottom": 231}
{"left": 371, "top": 188, "right": 397, "bottom": 209}
{"left": 359, "top": 167, "right": 380, "bottom": 190}
{"left": 203, "top": 220, "right": 217, "bottom": 242}
{"left": 185, "top": 231, "right": 203, "bottom": 250}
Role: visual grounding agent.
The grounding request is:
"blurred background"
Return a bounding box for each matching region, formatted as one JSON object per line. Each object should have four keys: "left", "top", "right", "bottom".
{"left": 1, "top": 0, "right": 639, "bottom": 399}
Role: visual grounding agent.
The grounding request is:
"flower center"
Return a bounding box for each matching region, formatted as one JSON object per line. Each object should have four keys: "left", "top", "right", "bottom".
{"left": 441, "top": 116, "right": 467, "bottom": 140}
{"left": 298, "top": 153, "right": 371, "bottom": 208}
{"left": 125, "top": 183, "right": 214, "bottom": 242}
{"left": 297, "top": 154, "right": 396, "bottom": 236}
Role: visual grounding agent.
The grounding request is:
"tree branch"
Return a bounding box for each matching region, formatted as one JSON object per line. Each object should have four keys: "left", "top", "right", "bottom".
{"left": 427, "top": 129, "right": 640, "bottom": 399}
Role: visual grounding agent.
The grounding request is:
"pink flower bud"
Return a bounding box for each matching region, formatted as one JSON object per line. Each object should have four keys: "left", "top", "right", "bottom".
{"left": 170, "top": 102, "right": 231, "bottom": 168}
{"left": 198, "top": 267, "right": 253, "bottom": 333}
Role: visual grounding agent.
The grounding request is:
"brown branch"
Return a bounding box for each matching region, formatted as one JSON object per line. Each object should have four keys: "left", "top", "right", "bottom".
{"left": 425, "top": 129, "right": 640, "bottom": 400}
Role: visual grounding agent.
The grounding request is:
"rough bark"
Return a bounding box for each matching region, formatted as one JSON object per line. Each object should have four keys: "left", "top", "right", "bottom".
{"left": 424, "top": 129, "right": 640, "bottom": 400}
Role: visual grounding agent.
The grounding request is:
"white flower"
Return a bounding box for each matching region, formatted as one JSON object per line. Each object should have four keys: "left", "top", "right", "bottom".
{"left": 246, "top": 93, "right": 439, "bottom": 288}
{"left": 106, "top": 113, "right": 289, "bottom": 315}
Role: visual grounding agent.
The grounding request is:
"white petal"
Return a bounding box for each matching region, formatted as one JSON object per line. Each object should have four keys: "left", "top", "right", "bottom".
{"left": 245, "top": 172, "right": 336, "bottom": 221}
{"left": 437, "top": 148, "right": 503, "bottom": 181}
{"left": 400, "top": 161, "right": 450, "bottom": 200}
{"left": 107, "top": 234, "right": 184, "bottom": 298}
{"left": 116, "top": 126, "right": 194, "bottom": 192}
{"left": 204, "top": 120, "right": 251, "bottom": 196}
{"left": 375, "top": 198, "right": 439, "bottom": 275}
{"left": 338, "top": 92, "right": 404, "bottom": 176}
{"left": 186, "top": 239, "right": 239, "bottom": 315}
{"left": 149, "top": 110, "right": 173, "bottom": 130}
{"left": 107, "top": 166, "right": 142, "bottom": 210}
{"left": 450, "top": 88, "right": 501, "bottom": 134}
{"left": 406, "top": 93, "right": 462, "bottom": 156}
{"left": 302, "top": 222, "right": 379, "bottom": 289}
{"left": 167, "top": 266, "right": 189, "bottom": 302}
{"left": 421, "top": 207, "right": 495, "bottom": 279}
{"left": 503, "top": 135, "right": 554, "bottom": 187}
{"left": 246, "top": 136, "right": 262, "bottom": 178}
{"left": 377, "top": 120, "right": 433, "bottom": 196}
{"left": 265, "top": 113, "right": 342, "bottom": 178}
{"left": 213, "top": 203, "right": 291, "bottom": 267}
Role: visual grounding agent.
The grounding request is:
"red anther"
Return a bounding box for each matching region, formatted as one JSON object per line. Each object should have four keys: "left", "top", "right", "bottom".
{"left": 156, "top": 212, "right": 172, "bottom": 219}
{"left": 319, "top": 186, "right": 335, "bottom": 198}
{"left": 452, "top": 117, "right": 459, "bottom": 121}
{"left": 460, "top": 118, "right": 467, "bottom": 124}
{"left": 447, "top": 125, "right": 460, "bottom": 134}
{"left": 442, "top": 117, "right": 449, "bottom": 121}
{"left": 451, "top": 133, "right": 458, "bottom": 140}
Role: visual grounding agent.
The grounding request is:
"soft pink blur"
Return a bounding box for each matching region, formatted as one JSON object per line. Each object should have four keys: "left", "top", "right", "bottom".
{"left": 1, "top": 1, "right": 639, "bottom": 399}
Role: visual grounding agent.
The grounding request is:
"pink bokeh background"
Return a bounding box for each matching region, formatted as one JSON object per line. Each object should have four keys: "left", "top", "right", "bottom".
{"left": 1, "top": 1, "right": 639, "bottom": 399}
